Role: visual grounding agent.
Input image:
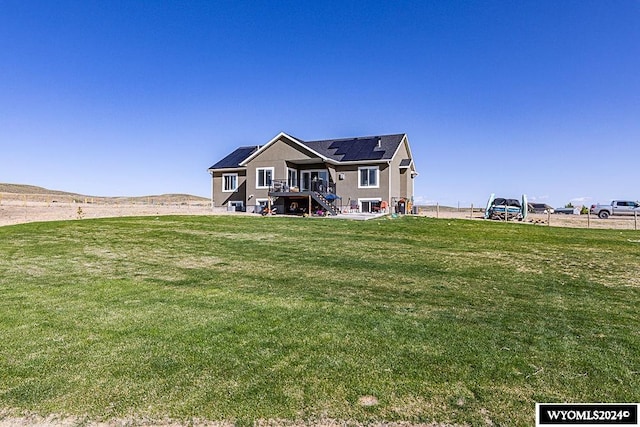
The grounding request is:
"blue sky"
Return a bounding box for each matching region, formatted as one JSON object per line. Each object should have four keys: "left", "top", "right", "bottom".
{"left": 1, "top": 1, "right": 638, "bottom": 207}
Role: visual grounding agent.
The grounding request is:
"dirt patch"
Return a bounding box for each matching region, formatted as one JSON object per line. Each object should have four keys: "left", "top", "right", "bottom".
{"left": 357, "top": 395, "right": 379, "bottom": 407}
{"left": 0, "top": 414, "right": 232, "bottom": 427}
{"left": 0, "top": 190, "right": 254, "bottom": 227}
{"left": 0, "top": 201, "right": 212, "bottom": 227}
{"left": 255, "top": 420, "right": 459, "bottom": 427}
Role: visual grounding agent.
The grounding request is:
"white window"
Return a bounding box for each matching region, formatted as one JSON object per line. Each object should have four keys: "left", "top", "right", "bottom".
{"left": 287, "top": 168, "right": 298, "bottom": 189}
{"left": 358, "top": 166, "right": 379, "bottom": 188}
{"left": 256, "top": 167, "right": 274, "bottom": 189}
{"left": 222, "top": 173, "right": 238, "bottom": 192}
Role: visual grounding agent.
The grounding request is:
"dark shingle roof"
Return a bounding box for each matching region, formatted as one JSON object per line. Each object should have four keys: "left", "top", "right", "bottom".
{"left": 399, "top": 158, "right": 412, "bottom": 167}
{"left": 298, "top": 134, "right": 405, "bottom": 162}
{"left": 210, "top": 133, "right": 408, "bottom": 169}
{"left": 209, "top": 146, "right": 259, "bottom": 169}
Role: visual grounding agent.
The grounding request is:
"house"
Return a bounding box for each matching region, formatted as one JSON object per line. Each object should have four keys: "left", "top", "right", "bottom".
{"left": 208, "top": 132, "right": 418, "bottom": 215}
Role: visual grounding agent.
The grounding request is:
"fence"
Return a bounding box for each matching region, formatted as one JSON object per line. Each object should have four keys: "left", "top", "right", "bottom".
{"left": 415, "top": 204, "right": 640, "bottom": 230}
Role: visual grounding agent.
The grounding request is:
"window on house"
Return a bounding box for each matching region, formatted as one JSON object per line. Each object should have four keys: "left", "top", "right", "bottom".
{"left": 287, "top": 168, "right": 298, "bottom": 188}
{"left": 256, "top": 167, "right": 273, "bottom": 189}
{"left": 222, "top": 173, "right": 238, "bottom": 192}
{"left": 359, "top": 166, "right": 379, "bottom": 188}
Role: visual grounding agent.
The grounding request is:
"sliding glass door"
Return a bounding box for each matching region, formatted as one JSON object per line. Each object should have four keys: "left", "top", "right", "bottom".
{"left": 301, "top": 170, "right": 328, "bottom": 192}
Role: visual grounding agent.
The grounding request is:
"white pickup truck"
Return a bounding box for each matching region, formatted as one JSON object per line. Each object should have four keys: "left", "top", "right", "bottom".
{"left": 590, "top": 200, "right": 640, "bottom": 219}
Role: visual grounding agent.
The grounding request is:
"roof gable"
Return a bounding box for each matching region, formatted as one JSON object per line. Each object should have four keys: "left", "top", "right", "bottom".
{"left": 239, "top": 132, "right": 329, "bottom": 166}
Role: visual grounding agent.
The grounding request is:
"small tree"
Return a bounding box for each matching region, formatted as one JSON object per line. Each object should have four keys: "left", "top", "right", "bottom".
{"left": 565, "top": 202, "right": 574, "bottom": 208}
{"left": 580, "top": 205, "right": 589, "bottom": 215}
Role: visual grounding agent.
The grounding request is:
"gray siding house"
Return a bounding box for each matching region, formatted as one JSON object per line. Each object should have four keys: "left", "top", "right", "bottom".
{"left": 208, "top": 132, "right": 418, "bottom": 215}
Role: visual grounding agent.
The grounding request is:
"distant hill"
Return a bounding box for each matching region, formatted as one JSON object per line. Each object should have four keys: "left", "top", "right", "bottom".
{"left": 0, "top": 183, "right": 209, "bottom": 203}
{"left": 0, "top": 183, "right": 87, "bottom": 197}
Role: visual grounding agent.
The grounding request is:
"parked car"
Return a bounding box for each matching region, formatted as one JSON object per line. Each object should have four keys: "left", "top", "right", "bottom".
{"left": 590, "top": 200, "right": 640, "bottom": 219}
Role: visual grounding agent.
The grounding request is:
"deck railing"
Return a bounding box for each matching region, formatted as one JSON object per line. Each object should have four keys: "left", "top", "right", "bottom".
{"left": 269, "top": 179, "right": 336, "bottom": 195}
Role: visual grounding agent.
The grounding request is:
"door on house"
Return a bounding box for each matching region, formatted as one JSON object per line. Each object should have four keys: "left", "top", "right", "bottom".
{"left": 301, "top": 170, "right": 328, "bottom": 192}
{"left": 359, "top": 199, "right": 382, "bottom": 213}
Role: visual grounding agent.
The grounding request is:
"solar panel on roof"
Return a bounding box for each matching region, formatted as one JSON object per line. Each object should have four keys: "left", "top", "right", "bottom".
{"left": 209, "top": 146, "right": 258, "bottom": 169}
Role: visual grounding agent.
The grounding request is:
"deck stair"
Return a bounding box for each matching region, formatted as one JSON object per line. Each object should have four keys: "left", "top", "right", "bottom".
{"left": 311, "top": 192, "right": 339, "bottom": 215}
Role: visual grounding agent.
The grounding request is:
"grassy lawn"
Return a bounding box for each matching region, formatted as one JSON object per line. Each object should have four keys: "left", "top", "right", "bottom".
{"left": 0, "top": 215, "right": 639, "bottom": 426}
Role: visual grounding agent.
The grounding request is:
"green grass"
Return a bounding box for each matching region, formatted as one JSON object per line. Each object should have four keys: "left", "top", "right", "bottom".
{"left": 0, "top": 215, "right": 639, "bottom": 426}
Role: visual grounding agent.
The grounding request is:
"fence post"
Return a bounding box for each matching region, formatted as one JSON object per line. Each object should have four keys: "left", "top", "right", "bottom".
{"left": 470, "top": 203, "right": 474, "bottom": 219}
{"left": 436, "top": 203, "right": 439, "bottom": 219}
{"left": 587, "top": 211, "right": 590, "bottom": 229}
{"left": 547, "top": 210, "right": 551, "bottom": 226}
{"left": 635, "top": 211, "right": 637, "bottom": 231}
